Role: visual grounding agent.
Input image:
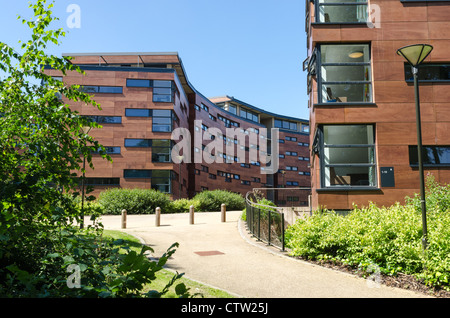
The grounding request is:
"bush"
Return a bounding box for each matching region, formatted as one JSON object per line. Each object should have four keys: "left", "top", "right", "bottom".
{"left": 169, "top": 199, "right": 200, "bottom": 213}
{"left": 98, "top": 188, "right": 172, "bottom": 215}
{"left": 285, "top": 176, "right": 450, "bottom": 291}
{"left": 193, "top": 190, "right": 245, "bottom": 212}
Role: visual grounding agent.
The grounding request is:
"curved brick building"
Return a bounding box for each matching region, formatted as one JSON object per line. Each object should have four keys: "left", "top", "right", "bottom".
{"left": 45, "top": 52, "right": 310, "bottom": 203}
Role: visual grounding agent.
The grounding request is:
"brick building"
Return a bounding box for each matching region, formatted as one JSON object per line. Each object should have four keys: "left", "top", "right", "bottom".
{"left": 45, "top": 52, "right": 310, "bottom": 203}
{"left": 305, "top": 0, "right": 450, "bottom": 211}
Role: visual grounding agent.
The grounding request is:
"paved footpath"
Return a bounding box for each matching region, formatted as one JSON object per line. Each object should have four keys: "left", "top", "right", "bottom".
{"left": 90, "top": 211, "right": 432, "bottom": 298}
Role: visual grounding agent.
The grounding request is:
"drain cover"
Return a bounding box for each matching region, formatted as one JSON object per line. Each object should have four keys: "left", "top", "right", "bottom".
{"left": 194, "top": 251, "right": 224, "bottom": 256}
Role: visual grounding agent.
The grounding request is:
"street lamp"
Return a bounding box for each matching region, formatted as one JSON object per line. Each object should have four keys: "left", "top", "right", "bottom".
{"left": 80, "top": 125, "right": 92, "bottom": 229}
{"left": 396, "top": 44, "right": 433, "bottom": 250}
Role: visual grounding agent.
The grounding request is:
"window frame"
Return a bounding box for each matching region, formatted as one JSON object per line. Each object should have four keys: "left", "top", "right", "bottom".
{"left": 318, "top": 124, "right": 378, "bottom": 190}
{"left": 409, "top": 145, "right": 450, "bottom": 167}
{"left": 314, "top": 0, "right": 369, "bottom": 24}
{"left": 316, "top": 43, "right": 373, "bottom": 105}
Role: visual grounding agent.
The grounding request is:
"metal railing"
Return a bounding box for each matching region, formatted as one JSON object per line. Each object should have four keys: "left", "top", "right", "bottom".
{"left": 245, "top": 190, "right": 287, "bottom": 251}
{"left": 245, "top": 188, "right": 312, "bottom": 251}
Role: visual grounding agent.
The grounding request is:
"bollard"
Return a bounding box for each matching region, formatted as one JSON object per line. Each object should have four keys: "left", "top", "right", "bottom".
{"left": 121, "top": 209, "right": 127, "bottom": 229}
{"left": 221, "top": 203, "right": 226, "bottom": 222}
{"left": 189, "top": 205, "right": 194, "bottom": 224}
{"left": 155, "top": 207, "right": 161, "bottom": 227}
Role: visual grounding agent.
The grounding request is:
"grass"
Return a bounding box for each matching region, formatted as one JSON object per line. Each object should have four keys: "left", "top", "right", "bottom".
{"left": 103, "top": 230, "right": 236, "bottom": 298}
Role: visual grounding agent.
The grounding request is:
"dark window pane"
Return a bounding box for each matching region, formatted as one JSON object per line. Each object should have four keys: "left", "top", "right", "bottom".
{"left": 409, "top": 146, "right": 450, "bottom": 166}
{"left": 126, "top": 79, "right": 151, "bottom": 87}
{"left": 85, "top": 178, "right": 120, "bottom": 186}
{"left": 124, "top": 169, "right": 152, "bottom": 178}
{"left": 87, "top": 116, "right": 122, "bottom": 124}
{"left": 405, "top": 64, "right": 450, "bottom": 82}
{"left": 125, "top": 108, "right": 151, "bottom": 117}
{"left": 124, "top": 139, "right": 152, "bottom": 147}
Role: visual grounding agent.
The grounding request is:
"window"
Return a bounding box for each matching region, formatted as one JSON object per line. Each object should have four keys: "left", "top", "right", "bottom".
{"left": 286, "top": 166, "right": 298, "bottom": 171}
{"left": 286, "top": 151, "right": 298, "bottom": 156}
{"left": 153, "top": 80, "right": 174, "bottom": 102}
{"left": 209, "top": 173, "right": 217, "bottom": 179}
{"left": 228, "top": 104, "right": 237, "bottom": 115}
{"left": 152, "top": 109, "right": 173, "bottom": 132}
{"left": 92, "top": 146, "right": 121, "bottom": 155}
{"left": 201, "top": 104, "right": 209, "bottom": 112}
{"left": 274, "top": 119, "right": 298, "bottom": 131}
{"left": 286, "top": 136, "right": 297, "bottom": 142}
{"left": 286, "top": 181, "right": 299, "bottom": 186}
{"left": 125, "top": 108, "right": 151, "bottom": 117}
{"left": 195, "top": 105, "right": 200, "bottom": 111}
{"left": 151, "top": 170, "right": 172, "bottom": 193}
{"left": 124, "top": 169, "right": 152, "bottom": 178}
{"left": 84, "top": 178, "right": 120, "bottom": 186}
{"left": 404, "top": 63, "right": 450, "bottom": 82}
{"left": 409, "top": 145, "right": 450, "bottom": 167}
{"left": 152, "top": 139, "right": 172, "bottom": 162}
{"left": 80, "top": 86, "right": 123, "bottom": 94}
{"left": 208, "top": 114, "right": 217, "bottom": 121}
{"left": 240, "top": 108, "right": 259, "bottom": 122}
{"left": 125, "top": 138, "right": 152, "bottom": 148}
{"left": 315, "top": 0, "right": 368, "bottom": 23}
{"left": 320, "top": 125, "right": 376, "bottom": 188}
{"left": 318, "top": 44, "right": 372, "bottom": 104}
{"left": 126, "top": 79, "right": 151, "bottom": 87}
{"left": 278, "top": 139, "right": 285, "bottom": 143}
{"left": 85, "top": 116, "right": 122, "bottom": 124}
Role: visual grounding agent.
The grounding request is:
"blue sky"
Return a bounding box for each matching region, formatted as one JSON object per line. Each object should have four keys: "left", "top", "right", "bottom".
{"left": 0, "top": 0, "right": 309, "bottom": 120}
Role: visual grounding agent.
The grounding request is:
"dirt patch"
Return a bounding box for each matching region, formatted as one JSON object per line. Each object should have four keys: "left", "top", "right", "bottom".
{"left": 293, "top": 256, "right": 450, "bottom": 298}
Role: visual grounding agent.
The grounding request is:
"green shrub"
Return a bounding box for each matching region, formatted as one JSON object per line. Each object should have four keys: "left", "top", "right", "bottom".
{"left": 169, "top": 199, "right": 200, "bottom": 213}
{"left": 98, "top": 188, "right": 172, "bottom": 215}
{"left": 193, "top": 190, "right": 245, "bottom": 212}
{"left": 285, "top": 176, "right": 450, "bottom": 291}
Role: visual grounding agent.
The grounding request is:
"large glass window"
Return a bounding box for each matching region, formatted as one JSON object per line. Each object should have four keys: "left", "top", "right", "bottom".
{"left": 152, "top": 139, "right": 172, "bottom": 162}
{"left": 316, "top": 0, "right": 368, "bottom": 23}
{"left": 274, "top": 119, "right": 298, "bottom": 131}
{"left": 153, "top": 80, "right": 174, "bottom": 102}
{"left": 152, "top": 109, "right": 173, "bottom": 132}
{"left": 409, "top": 146, "right": 450, "bottom": 167}
{"left": 321, "top": 125, "right": 376, "bottom": 188}
{"left": 318, "top": 44, "right": 372, "bottom": 103}
{"left": 151, "top": 170, "right": 172, "bottom": 193}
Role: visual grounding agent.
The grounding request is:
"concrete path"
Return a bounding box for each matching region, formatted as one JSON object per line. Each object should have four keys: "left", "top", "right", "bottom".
{"left": 89, "top": 211, "right": 432, "bottom": 298}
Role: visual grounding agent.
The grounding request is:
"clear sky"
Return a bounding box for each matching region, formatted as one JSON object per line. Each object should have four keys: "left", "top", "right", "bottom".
{"left": 0, "top": 0, "right": 309, "bottom": 120}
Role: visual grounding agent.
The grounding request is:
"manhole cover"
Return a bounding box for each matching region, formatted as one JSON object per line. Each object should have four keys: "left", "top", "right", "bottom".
{"left": 194, "top": 250, "right": 225, "bottom": 256}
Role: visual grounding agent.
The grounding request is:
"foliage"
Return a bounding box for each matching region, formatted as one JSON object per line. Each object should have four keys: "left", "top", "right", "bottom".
{"left": 285, "top": 175, "right": 450, "bottom": 290}
{"left": 0, "top": 0, "right": 186, "bottom": 298}
{"left": 98, "top": 188, "right": 173, "bottom": 215}
{"left": 193, "top": 190, "right": 245, "bottom": 212}
{"left": 169, "top": 198, "right": 200, "bottom": 213}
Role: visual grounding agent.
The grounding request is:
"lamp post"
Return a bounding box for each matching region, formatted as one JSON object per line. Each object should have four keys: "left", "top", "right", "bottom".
{"left": 396, "top": 44, "right": 433, "bottom": 250}
{"left": 80, "top": 125, "right": 92, "bottom": 229}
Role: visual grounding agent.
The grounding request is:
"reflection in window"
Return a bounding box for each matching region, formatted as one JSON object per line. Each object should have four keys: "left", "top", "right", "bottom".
{"left": 126, "top": 79, "right": 151, "bottom": 87}
{"left": 125, "top": 108, "right": 151, "bottom": 117}
{"left": 409, "top": 145, "right": 450, "bottom": 166}
{"left": 152, "top": 109, "right": 173, "bottom": 132}
{"left": 404, "top": 63, "right": 450, "bottom": 82}
{"left": 123, "top": 169, "right": 152, "bottom": 178}
{"left": 321, "top": 125, "right": 376, "bottom": 187}
{"left": 152, "top": 139, "right": 172, "bottom": 163}
{"left": 319, "top": 44, "right": 372, "bottom": 103}
{"left": 85, "top": 115, "right": 122, "bottom": 124}
{"left": 151, "top": 170, "right": 172, "bottom": 193}
{"left": 124, "top": 138, "right": 152, "bottom": 148}
{"left": 316, "top": 0, "right": 368, "bottom": 23}
{"left": 274, "top": 119, "right": 298, "bottom": 131}
{"left": 153, "top": 80, "right": 174, "bottom": 102}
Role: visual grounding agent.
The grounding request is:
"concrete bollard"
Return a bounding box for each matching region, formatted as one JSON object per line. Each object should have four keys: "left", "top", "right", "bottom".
{"left": 155, "top": 207, "right": 161, "bottom": 227}
{"left": 121, "top": 209, "right": 127, "bottom": 229}
{"left": 189, "top": 205, "right": 194, "bottom": 224}
{"left": 221, "top": 203, "right": 226, "bottom": 222}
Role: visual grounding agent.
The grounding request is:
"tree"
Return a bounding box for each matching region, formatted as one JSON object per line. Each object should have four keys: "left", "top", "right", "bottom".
{"left": 0, "top": 0, "right": 187, "bottom": 297}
